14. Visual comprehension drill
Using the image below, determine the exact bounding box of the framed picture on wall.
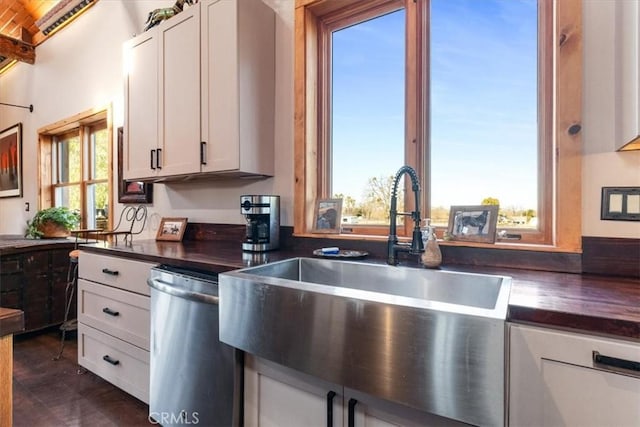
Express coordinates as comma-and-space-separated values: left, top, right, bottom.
117, 127, 153, 203
0, 123, 23, 198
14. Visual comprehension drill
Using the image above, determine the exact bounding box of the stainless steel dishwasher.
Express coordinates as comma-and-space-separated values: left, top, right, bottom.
148, 265, 242, 427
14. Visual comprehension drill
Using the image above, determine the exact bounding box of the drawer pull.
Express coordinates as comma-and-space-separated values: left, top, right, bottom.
102, 307, 120, 317
102, 268, 119, 276
102, 355, 120, 366
593, 351, 640, 378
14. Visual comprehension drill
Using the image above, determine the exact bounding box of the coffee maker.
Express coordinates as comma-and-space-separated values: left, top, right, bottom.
241, 195, 280, 252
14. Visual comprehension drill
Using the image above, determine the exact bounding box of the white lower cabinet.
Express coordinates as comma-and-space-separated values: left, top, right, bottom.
77, 251, 155, 403
509, 324, 640, 427
244, 355, 466, 427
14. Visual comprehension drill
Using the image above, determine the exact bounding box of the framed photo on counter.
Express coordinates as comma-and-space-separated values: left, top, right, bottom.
312, 198, 342, 234
156, 217, 188, 241
447, 205, 499, 243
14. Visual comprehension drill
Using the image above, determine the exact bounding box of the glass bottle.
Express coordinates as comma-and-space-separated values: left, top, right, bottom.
421, 219, 442, 268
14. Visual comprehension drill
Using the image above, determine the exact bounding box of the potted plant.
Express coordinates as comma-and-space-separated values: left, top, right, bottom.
25, 207, 80, 239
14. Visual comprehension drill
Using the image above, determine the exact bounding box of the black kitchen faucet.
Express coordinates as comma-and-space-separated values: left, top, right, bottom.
387, 165, 424, 265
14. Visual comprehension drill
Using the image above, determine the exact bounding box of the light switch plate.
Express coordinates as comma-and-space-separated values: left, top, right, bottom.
601, 187, 640, 221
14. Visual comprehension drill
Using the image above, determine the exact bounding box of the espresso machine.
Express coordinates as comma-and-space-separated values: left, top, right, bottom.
241, 195, 280, 252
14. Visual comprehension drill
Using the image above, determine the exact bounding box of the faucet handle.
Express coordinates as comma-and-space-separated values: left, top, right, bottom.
411, 228, 424, 254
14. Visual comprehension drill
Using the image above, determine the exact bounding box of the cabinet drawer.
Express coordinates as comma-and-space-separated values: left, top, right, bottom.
511, 324, 640, 370
79, 251, 155, 295
78, 323, 149, 404
509, 324, 640, 426
78, 279, 150, 350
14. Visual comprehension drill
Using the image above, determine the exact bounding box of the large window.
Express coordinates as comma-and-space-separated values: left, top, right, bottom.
296, 0, 581, 250
39, 108, 112, 232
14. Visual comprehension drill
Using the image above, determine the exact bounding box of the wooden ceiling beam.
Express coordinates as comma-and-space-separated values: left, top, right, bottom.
0, 32, 35, 64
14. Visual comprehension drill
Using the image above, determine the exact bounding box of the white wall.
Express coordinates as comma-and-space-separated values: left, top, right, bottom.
0, 0, 294, 237
1, 0, 638, 240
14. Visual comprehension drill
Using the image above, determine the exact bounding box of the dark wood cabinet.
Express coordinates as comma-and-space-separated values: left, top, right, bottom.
0, 243, 76, 333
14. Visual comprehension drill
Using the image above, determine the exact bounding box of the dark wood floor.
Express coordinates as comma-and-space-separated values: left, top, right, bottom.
12, 329, 151, 426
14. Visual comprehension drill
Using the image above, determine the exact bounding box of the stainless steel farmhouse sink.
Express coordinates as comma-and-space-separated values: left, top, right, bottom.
219, 257, 512, 426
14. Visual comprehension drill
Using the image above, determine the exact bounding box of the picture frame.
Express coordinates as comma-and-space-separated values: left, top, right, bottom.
312, 198, 343, 234
0, 123, 23, 198
447, 205, 499, 243
156, 217, 188, 241
117, 127, 153, 204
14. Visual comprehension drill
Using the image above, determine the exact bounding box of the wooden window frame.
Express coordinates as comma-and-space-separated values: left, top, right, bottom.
294, 0, 582, 252
38, 106, 113, 231
317, 0, 408, 237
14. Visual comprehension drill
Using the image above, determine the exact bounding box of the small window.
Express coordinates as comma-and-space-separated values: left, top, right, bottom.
40, 109, 112, 232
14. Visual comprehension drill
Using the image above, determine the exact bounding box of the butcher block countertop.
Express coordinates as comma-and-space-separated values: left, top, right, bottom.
0, 235, 76, 255
80, 239, 640, 341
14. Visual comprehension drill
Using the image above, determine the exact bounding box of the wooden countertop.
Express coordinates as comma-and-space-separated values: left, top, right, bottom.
0, 308, 24, 337
80, 239, 640, 341
0, 236, 76, 255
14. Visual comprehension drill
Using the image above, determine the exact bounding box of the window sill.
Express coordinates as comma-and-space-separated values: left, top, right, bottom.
292, 232, 581, 254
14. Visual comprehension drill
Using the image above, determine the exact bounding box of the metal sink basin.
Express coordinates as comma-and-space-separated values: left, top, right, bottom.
241, 257, 506, 311
219, 257, 511, 426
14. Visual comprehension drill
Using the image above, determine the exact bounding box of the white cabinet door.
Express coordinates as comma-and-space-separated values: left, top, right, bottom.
123, 31, 158, 181
200, 0, 275, 175
244, 355, 343, 427
509, 324, 640, 427
345, 388, 468, 427
201, 0, 239, 173
157, 4, 202, 176
244, 355, 466, 427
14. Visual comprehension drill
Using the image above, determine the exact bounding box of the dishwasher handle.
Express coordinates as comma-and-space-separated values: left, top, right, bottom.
148, 277, 220, 305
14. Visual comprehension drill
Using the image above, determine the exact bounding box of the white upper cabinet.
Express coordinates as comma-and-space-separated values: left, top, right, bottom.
124, 7, 201, 180
123, 31, 158, 180
616, 0, 640, 151
123, 0, 275, 181
158, 5, 201, 177
201, 0, 275, 175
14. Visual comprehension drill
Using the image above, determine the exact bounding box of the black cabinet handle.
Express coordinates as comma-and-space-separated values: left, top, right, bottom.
102, 307, 120, 317
200, 141, 207, 165
326, 391, 336, 427
593, 351, 640, 377
102, 355, 120, 366
348, 398, 357, 427
150, 149, 156, 169
156, 148, 162, 169
102, 268, 119, 276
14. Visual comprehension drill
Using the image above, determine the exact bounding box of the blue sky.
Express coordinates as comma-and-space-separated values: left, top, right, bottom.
331, 0, 538, 210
